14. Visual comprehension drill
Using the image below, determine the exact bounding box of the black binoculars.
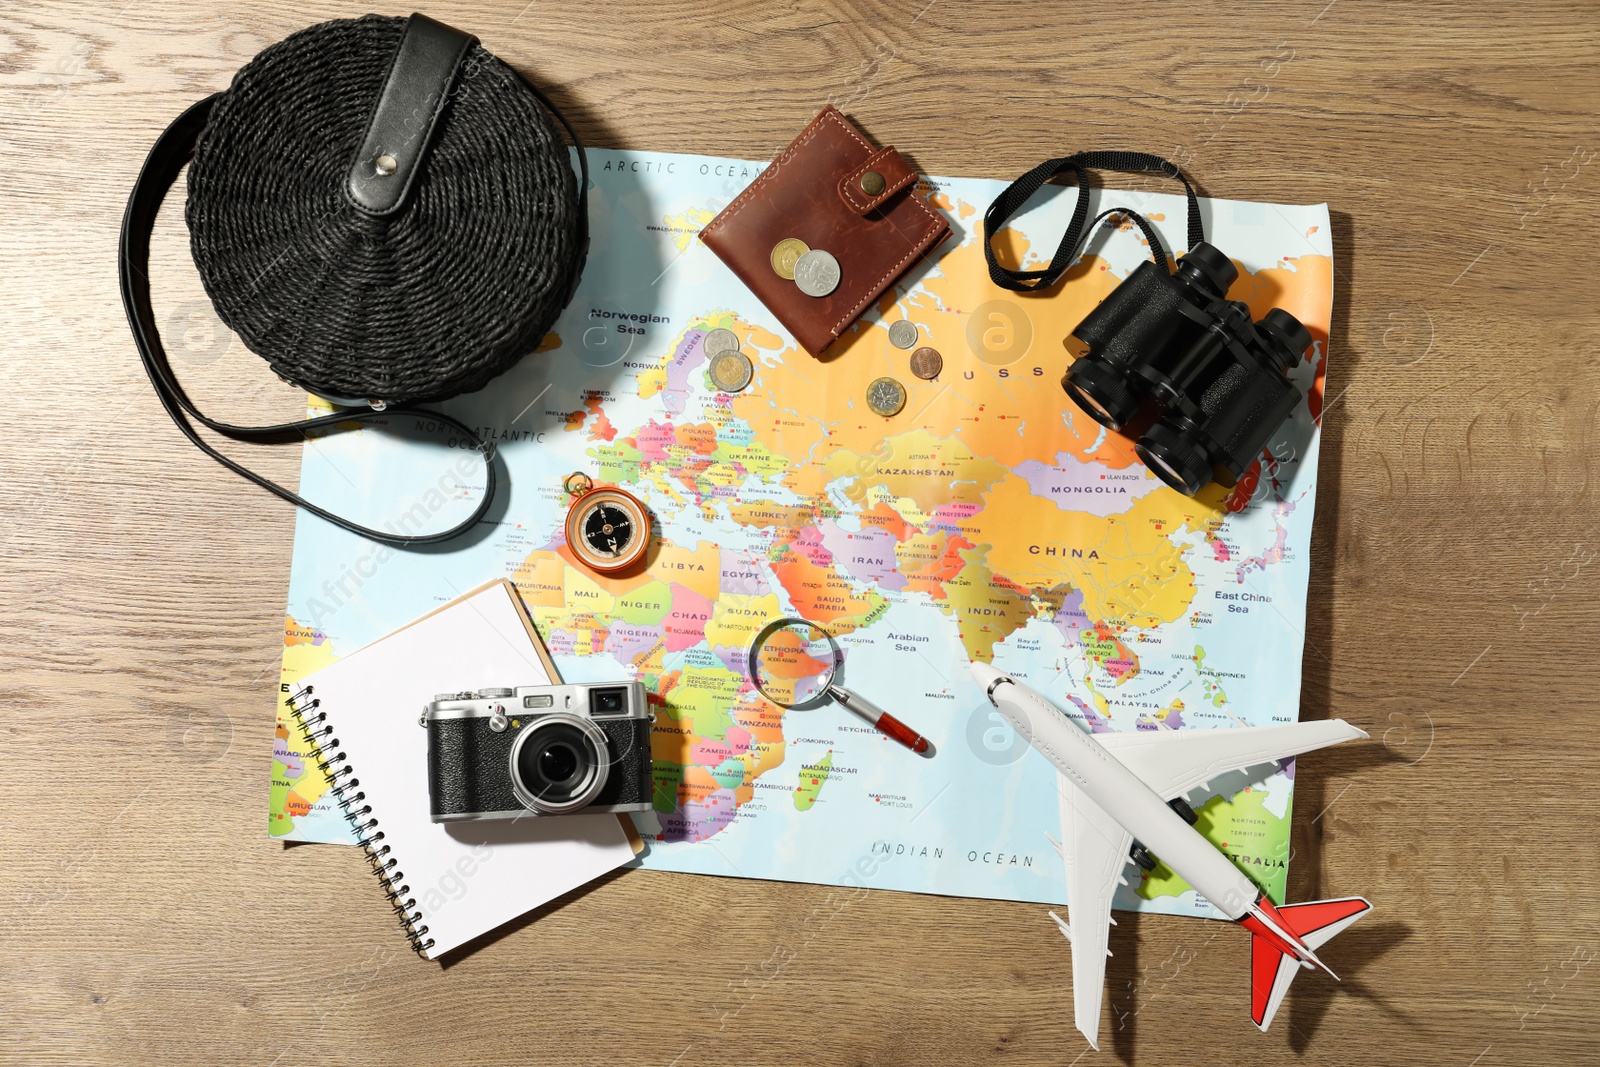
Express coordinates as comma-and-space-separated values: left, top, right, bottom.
1060, 242, 1312, 496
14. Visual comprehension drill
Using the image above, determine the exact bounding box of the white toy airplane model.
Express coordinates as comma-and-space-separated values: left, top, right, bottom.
970, 663, 1372, 1049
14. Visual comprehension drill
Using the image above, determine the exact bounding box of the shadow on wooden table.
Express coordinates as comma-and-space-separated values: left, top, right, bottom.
1288, 920, 1416, 1052
1291, 205, 1359, 900
1283, 208, 1420, 1052
435, 864, 633, 968
1102, 908, 1143, 1065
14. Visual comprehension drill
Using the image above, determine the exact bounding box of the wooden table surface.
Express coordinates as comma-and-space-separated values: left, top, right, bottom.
4, 1, 1598, 1063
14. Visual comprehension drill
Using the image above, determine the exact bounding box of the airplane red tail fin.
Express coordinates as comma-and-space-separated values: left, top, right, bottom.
1249, 896, 1372, 1030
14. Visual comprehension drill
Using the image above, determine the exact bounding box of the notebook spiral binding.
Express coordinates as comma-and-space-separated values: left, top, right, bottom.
285, 685, 435, 956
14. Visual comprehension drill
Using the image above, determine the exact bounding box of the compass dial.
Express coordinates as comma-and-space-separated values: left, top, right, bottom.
582, 502, 633, 557
565, 485, 650, 575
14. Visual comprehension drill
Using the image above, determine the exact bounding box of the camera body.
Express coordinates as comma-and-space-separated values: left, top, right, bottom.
423, 682, 653, 822
1061, 241, 1312, 496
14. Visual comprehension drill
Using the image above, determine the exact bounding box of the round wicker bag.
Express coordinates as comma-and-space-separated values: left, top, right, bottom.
120, 13, 589, 543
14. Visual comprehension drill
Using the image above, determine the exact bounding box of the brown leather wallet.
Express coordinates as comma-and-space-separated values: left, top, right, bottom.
699, 106, 951, 356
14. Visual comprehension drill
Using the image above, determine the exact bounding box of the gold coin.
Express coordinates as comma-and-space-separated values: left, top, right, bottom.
866, 376, 907, 417
770, 238, 810, 280
710, 351, 754, 392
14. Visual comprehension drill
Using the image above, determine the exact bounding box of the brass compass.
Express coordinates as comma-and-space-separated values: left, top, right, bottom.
563, 472, 650, 575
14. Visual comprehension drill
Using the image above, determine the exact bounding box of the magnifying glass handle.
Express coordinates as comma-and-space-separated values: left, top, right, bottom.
828, 686, 932, 756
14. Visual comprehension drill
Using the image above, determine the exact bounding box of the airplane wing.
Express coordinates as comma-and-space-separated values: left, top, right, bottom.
1094, 720, 1368, 801
1051, 770, 1134, 1051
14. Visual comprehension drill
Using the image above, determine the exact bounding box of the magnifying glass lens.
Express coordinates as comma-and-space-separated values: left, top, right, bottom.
751, 621, 836, 708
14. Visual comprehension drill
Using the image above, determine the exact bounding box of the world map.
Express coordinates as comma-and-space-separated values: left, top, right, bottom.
273, 147, 1333, 918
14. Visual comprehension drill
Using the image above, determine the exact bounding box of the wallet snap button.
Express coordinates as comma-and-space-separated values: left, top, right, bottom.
859, 170, 886, 197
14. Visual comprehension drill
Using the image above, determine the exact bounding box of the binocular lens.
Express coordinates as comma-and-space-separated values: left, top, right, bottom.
1062, 379, 1115, 425
1133, 422, 1214, 497
1060, 359, 1143, 430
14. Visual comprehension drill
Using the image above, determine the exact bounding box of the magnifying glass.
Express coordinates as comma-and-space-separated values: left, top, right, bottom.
749, 617, 933, 757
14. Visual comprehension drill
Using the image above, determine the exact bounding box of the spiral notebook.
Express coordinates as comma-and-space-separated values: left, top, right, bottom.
285, 579, 639, 959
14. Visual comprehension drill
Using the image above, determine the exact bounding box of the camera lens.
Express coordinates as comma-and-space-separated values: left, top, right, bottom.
539, 742, 580, 783
589, 687, 627, 716
510, 714, 611, 814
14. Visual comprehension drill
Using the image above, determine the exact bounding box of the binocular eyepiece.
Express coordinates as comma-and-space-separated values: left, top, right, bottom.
1060, 241, 1312, 496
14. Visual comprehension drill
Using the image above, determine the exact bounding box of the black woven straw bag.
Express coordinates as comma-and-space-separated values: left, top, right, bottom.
120, 12, 589, 543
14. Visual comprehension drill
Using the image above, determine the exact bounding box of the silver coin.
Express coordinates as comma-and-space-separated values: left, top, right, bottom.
703, 327, 739, 356
866, 376, 907, 417
887, 320, 918, 349
793, 249, 841, 298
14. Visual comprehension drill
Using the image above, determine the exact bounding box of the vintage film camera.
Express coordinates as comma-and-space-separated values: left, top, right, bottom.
1060, 241, 1313, 496
423, 683, 653, 822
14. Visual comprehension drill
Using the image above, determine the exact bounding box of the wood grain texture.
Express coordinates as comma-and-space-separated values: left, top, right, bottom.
3, 0, 1598, 1063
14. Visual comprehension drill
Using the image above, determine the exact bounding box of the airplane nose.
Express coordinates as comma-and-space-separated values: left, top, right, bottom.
969, 661, 1005, 694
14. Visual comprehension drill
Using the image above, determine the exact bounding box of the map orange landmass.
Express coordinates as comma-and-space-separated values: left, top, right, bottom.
966, 475, 1196, 630
769, 545, 886, 635
897, 530, 976, 599
939, 553, 1043, 662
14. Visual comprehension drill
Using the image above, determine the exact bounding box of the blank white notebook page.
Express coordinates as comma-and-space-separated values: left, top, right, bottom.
298, 581, 635, 958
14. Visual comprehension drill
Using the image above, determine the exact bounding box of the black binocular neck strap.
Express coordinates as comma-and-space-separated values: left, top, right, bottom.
983, 151, 1204, 292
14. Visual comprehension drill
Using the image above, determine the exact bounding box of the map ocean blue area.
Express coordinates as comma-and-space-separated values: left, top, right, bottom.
272, 147, 1334, 920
